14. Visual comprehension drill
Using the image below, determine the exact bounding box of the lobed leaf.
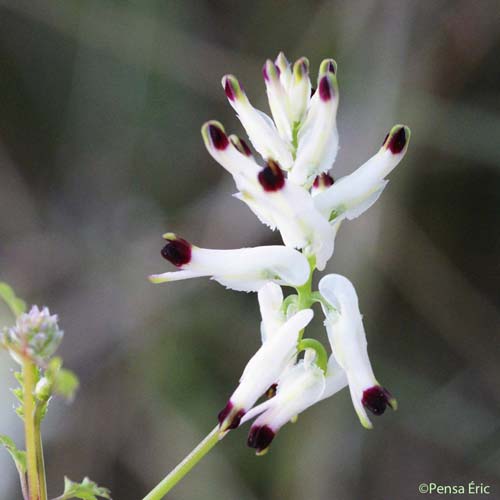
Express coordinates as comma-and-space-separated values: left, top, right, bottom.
59, 476, 111, 500
0, 434, 27, 473
0, 282, 26, 318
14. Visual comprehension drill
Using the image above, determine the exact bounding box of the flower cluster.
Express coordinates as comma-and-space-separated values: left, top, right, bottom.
2, 305, 63, 364
150, 53, 409, 454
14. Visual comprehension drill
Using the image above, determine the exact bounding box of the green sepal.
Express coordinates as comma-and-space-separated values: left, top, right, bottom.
59, 476, 111, 500
0, 282, 26, 318
0, 434, 27, 474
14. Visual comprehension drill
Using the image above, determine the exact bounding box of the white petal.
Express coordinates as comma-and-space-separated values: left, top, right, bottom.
150, 235, 311, 292
314, 125, 410, 220
201, 121, 261, 183
288, 58, 312, 125
263, 60, 292, 142
319, 274, 377, 428
251, 360, 325, 434
320, 355, 348, 401
275, 52, 293, 92
222, 75, 293, 169
258, 283, 285, 343
291, 61, 339, 186
251, 179, 335, 270
232, 309, 314, 410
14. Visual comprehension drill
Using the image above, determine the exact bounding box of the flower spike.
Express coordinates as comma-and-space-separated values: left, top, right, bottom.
150, 234, 310, 292
319, 274, 396, 428
149, 54, 409, 464
314, 125, 411, 222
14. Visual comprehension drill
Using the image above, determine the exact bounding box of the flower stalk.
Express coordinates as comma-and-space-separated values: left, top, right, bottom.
142, 426, 221, 500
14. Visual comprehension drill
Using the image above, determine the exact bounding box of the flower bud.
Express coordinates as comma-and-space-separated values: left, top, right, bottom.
4, 306, 63, 363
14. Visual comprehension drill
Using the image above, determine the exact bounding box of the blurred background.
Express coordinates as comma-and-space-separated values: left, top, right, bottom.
0, 1, 499, 499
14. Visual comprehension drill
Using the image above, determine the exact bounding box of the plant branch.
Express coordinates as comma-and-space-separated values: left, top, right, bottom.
23, 358, 40, 500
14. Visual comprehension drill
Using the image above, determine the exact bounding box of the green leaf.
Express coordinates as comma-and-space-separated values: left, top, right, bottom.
0, 282, 26, 317
54, 369, 79, 401
60, 476, 111, 500
0, 434, 27, 473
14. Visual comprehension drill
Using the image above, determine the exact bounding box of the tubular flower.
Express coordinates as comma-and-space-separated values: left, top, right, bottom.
313, 125, 411, 223
218, 308, 314, 432
246, 356, 326, 455
150, 52, 410, 457
319, 274, 397, 429
149, 233, 310, 292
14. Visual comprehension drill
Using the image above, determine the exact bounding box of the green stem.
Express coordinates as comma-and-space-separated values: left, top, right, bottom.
295, 255, 316, 341
142, 426, 221, 500
34, 406, 47, 500
22, 359, 40, 500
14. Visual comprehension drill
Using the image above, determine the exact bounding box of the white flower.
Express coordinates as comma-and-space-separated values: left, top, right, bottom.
149, 233, 310, 292
218, 309, 314, 431
319, 274, 397, 429
222, 74, 294, 169
262, 55, 311, 143
290, 59, 339, 187
202, 121, 334, 270
246, 356, 325, 455
258, 282, 286, 343
313, 125, 410, 222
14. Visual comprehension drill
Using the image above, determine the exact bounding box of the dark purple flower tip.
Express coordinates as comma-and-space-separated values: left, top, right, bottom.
208, 123, 229, 150
265, 383, 278, 399
218, 401, 245, 431
258, 160, 285, 192
223, 76, 236, 101
161, 236, 192, 267
313, 173, 335, 189
318, 76, 334, 102
230, 135, 252, 157
247, 425, 275, 453
262, 63, 269, 82
383, 126, 409, 154
327, 60, 336, 74
362, 386, 395, 416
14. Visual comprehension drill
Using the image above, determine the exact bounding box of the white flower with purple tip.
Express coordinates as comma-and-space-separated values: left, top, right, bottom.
319, 274, 397, 429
